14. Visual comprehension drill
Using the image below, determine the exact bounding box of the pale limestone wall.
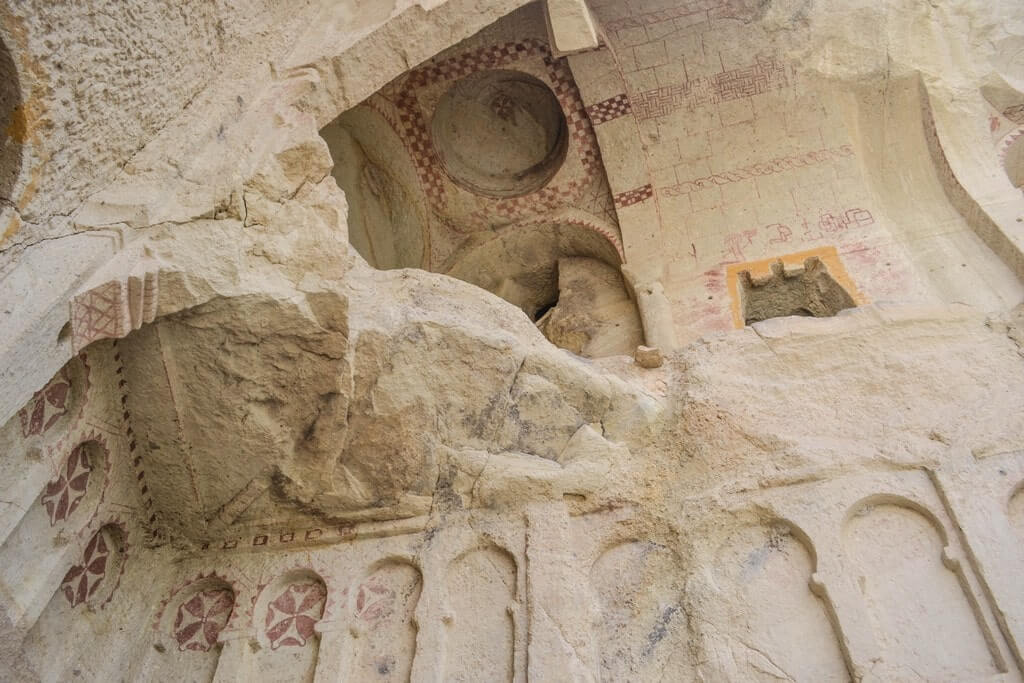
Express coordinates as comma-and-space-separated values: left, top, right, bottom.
0, 0, 534, 435
3, 306, 1024, 681
0, 0, 320, 247
562, 0, 1024, 342
0, 0, 1024, 681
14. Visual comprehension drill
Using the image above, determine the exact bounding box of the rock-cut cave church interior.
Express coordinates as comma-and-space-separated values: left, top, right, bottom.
2, 0, 1024, 680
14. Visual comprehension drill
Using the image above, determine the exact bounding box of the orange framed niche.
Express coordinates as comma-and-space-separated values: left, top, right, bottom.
725, 246, 868, 329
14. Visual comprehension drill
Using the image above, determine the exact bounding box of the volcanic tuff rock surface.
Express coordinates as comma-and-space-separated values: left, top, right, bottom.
1, 0, 1024, 680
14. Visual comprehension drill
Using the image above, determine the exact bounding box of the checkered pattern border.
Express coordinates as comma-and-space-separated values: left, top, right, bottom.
613, 184, 653, 209
369, 39, 604, 220
586, 94, 633, 125
405, 41, 544, 89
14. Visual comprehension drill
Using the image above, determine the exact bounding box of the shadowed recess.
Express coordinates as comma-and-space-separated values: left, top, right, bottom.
0, 35, 23, 204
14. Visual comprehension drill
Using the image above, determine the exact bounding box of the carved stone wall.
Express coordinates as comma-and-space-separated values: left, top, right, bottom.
1, 0, 1024, 681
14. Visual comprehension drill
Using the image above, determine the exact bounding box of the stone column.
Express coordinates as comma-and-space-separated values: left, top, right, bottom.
211, 628, 254, 682
932, 452, 1024, 669
811, 559, 882, 680
627, 273, 678, 351
410, 561, 446, 683
525, 501, 598, 682
313, 618, 351, 682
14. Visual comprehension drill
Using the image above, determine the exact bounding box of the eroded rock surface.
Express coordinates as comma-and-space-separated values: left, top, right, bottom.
2, 0, 1024, 680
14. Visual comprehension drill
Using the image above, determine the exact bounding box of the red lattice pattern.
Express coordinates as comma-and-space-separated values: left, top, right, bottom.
631, 56, 789, 121
71, 281, 126, 351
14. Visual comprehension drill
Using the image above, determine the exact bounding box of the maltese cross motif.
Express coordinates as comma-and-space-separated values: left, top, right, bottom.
355, 577, 395, 624
41, 444, 92, 526
265, 581, 326, 649
489, 93, 518, 123
173, 588, 234, 651
18, 370, 70, 438
60, 530, 110, 607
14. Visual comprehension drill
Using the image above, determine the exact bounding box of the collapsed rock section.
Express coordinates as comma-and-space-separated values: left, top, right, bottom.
318, 5, 641, 359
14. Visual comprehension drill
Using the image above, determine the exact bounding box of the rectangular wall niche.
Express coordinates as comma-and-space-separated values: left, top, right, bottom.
726, 247, 865, 327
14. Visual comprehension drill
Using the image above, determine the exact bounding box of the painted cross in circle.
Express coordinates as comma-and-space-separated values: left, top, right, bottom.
19, 370, 70, 438
355, 577, 395, 624
264, 581, 326, 649
41, 444, 92, 526
60, 530, 110, 608
173, 588, 234, 652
